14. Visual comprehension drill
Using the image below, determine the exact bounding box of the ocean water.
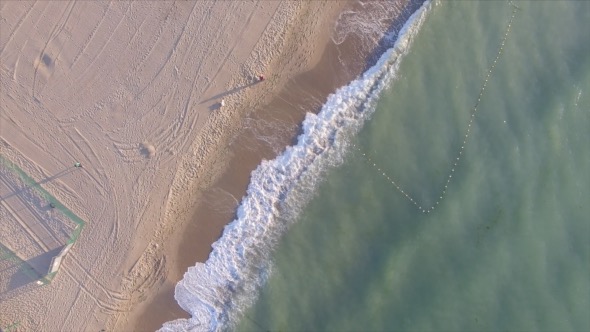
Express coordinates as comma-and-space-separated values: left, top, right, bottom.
233, 1, 590, 332
161, 1, 590, 331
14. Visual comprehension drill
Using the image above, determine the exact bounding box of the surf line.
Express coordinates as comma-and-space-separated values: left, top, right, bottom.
357, 1, 520, 214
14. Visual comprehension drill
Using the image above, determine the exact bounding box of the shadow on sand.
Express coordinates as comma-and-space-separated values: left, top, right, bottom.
0, 246, 64, 301
200, 80, 261, 106
0, 167, 76, 202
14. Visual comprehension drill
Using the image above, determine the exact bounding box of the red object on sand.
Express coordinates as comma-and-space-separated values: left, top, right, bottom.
259, 75, 264, 81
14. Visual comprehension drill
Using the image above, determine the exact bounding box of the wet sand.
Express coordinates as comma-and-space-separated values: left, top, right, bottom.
121, 2, 357, 330
0, 1, 350, 330
126, 0, 419, 330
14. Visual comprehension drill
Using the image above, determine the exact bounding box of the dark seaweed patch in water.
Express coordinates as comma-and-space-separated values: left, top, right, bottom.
476, 206, 504, 247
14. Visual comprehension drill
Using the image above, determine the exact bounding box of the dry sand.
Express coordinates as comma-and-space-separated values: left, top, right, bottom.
0, 1, 361, 331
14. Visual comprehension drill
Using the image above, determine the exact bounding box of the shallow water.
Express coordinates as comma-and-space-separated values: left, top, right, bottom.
236, 1, 590, 331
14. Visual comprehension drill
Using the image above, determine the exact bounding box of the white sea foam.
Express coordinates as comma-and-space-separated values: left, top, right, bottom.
159, 2, 431, 331
333, 0, 407, 50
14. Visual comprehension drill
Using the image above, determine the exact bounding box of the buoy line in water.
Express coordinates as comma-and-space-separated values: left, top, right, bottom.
357, 1, 520, 214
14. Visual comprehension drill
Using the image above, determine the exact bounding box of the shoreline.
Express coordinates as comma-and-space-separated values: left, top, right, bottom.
0, 1, 328, 330
0, 1, 418, 330
120, 2, 357, 330
125, 0, 416, 330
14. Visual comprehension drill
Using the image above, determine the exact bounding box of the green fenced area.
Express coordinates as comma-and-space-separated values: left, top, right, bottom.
0, 155, 85, 295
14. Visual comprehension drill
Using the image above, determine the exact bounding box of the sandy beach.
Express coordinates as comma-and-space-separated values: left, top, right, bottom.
4, 1, 586, 331
0, 1, 410, 331
0, 1, 345, 330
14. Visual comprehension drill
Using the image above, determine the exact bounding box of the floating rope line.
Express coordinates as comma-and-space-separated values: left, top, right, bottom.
356, 1, 520, 214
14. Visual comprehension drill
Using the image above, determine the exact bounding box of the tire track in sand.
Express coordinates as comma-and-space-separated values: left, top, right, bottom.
32, 1, 77, 97
73, 1, 132, 89
199, 1, 260, 100
69, 1, 112, 69
0, 1, 36, 55
148, 1, 215, 145
134, 1, 200, 99
162, 0, 244, 152
147, 1, 218, 151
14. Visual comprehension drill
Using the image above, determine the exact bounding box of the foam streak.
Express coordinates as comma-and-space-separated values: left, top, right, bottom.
159, 2, 431, 331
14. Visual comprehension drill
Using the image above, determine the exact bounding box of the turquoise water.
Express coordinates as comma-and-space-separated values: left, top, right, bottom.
236, 1, 589, 331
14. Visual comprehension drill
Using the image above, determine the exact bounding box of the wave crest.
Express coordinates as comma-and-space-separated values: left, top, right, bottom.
159, 2, 431, 331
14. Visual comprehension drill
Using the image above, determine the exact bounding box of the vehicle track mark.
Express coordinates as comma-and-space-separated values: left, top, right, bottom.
32, 1, 77, 97
70, 1, 112, 68
74, 1, 131, 87
0, 1, 36, 55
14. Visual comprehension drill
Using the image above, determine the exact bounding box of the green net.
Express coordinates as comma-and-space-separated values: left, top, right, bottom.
0, 155, 85, 283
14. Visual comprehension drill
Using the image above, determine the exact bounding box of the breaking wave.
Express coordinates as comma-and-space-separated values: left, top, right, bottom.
159, 2, 431, 331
